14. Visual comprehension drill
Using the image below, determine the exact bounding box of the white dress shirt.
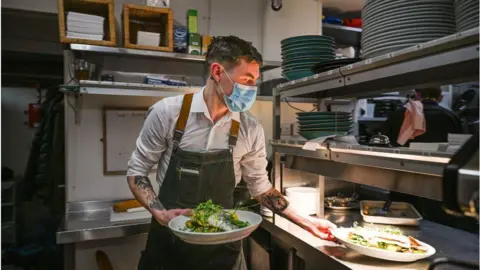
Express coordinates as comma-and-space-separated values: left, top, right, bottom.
127, 88, 272, 197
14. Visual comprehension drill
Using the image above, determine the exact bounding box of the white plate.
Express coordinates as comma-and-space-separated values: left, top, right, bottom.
331, 228, 436, 262
168, 210, 262, 245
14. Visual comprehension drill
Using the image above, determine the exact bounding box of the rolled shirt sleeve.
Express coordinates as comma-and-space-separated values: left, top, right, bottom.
127, 101, 168, 176
240, 125, 273, 197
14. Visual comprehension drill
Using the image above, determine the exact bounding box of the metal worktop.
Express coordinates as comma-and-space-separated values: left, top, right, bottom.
262, 211, 479, 270
57, 201, 478, 270
56, 200, 151, 244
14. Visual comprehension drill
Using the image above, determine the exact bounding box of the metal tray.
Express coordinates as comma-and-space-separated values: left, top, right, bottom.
360, 200, 423, 226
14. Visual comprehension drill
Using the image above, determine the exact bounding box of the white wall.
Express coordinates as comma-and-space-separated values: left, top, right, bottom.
262, 0, 323, 61
65, 95, 314, 202
2, 0, 263, 52
1, 87, 39, 176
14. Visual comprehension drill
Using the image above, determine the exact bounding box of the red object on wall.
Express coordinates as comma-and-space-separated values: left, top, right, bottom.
28, 103, 42, 128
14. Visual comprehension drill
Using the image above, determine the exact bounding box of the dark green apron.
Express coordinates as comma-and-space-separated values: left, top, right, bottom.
138, 94, 244, 270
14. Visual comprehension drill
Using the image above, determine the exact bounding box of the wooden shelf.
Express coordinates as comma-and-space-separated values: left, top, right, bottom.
122, 4, 173, 52
58, 0, 116, 47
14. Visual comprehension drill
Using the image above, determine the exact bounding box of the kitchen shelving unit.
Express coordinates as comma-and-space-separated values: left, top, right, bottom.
270, 27, 479, 215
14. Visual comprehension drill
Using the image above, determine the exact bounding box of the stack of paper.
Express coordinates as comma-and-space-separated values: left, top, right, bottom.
66, 12, 105, 41
137, 31, 161, 46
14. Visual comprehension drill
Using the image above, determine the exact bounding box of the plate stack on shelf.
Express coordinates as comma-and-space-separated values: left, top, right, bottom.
66, 12, 105, 41
281, 35, 335, 81
361, 0, 456, 59
454, 0, 479, 32
296, 111, 353, 140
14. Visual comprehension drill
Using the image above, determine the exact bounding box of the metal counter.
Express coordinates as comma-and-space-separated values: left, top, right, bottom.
57, 201, 479, 270
262, 211, 479, 270
57, 200, 151, 244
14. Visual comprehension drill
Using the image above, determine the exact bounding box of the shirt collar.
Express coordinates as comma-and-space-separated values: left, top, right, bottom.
190, 87, 240, 122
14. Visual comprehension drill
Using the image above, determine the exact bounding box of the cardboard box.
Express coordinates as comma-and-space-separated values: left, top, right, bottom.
188, 33, 201, 55
202, 35, 212, 55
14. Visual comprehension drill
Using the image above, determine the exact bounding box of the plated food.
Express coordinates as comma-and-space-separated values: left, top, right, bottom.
347, 224, 427, 254
168, 200, 262, 245
332, 223, 436, 262
183, 200, 250, 232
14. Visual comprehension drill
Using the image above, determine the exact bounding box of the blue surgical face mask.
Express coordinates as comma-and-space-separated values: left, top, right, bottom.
217, 67, 257, 112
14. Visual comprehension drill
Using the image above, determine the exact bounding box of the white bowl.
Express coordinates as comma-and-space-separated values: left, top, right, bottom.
286, 187, 318, 215
168, 210, 262, 245
331, 228, 436, 262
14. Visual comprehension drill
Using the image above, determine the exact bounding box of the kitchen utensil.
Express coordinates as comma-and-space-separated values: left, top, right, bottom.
311, 58, 361, 74
282, 70, 314, 81
299, 131, 348, 140
281, 35, 334, 45
299, 126, 352, 132
325, 193, 360, 210
73, 59, 96, 80
360, 200, 423, 225
455, 0, 479, 31
168, 210, 262, 245
332, 228, 435, 262
361, 0, 455, 59
377, 199, 392, 216
368, 133, 391, 147
286, 187, 318, 215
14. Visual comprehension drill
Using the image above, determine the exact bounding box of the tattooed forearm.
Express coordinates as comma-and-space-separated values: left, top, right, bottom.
134, 176, 153, 190
256, 188, 289, 213
128, 175, 164, 211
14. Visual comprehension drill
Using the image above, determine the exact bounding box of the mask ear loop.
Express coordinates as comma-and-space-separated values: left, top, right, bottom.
215, 64, 236, 96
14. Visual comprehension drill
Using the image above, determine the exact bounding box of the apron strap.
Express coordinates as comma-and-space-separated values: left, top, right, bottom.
228, 119, 240, 151
173, 93, 194, 151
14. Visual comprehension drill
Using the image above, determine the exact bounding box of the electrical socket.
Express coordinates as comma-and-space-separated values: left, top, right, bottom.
280, 123, 292, 136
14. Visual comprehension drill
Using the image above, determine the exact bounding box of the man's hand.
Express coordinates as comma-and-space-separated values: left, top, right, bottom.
256, 188, 337, 241
151, 208, 192, 226
293, 215, 337, 241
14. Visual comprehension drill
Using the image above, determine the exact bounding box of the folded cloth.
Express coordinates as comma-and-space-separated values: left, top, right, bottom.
397, 100, 426, 145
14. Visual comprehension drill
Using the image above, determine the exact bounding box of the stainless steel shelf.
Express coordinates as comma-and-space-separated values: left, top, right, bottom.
275, 28, 479, 99
271, 139, 452, 200
322, 23, 362, 47
70, 44, 206, 62
63, 80, 202, 97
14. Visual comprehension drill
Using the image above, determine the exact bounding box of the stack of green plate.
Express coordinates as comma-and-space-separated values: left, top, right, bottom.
281, 35, 336, 81
296, 111, 353, 140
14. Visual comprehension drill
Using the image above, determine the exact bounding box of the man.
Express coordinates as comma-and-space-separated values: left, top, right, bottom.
382, 87, 463, 228
382, 87, 463, 146
127, 36, 336, 270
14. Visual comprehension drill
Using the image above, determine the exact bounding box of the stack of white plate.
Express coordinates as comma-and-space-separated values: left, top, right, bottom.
455, 0, 479, 32
286, 187, 318, 215
361, 0, 456, 59
137, 31, 161, 46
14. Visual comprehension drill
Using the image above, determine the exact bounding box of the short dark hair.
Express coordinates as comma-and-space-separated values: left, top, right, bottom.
205, 36, 263, 72
416, 87, 442, 100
